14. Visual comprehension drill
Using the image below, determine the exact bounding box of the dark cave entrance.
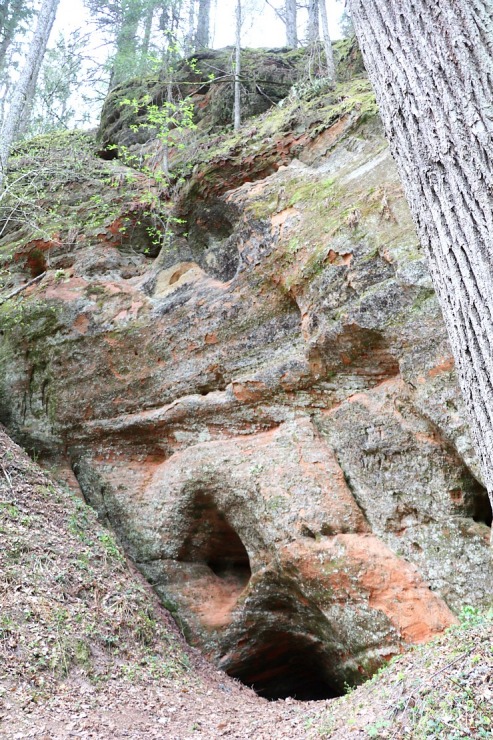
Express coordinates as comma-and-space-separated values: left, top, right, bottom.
225, 630, 343, 702
471, 486, 492, 528
178, 492, 251, 589
176, 492, 345, 702
452, 476, 493, 528
27, 248, 47, 278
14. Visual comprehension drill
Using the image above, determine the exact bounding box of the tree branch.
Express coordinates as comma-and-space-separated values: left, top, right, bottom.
0, 272, 46, 306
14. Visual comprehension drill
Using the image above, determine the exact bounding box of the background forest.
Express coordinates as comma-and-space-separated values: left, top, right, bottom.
0, 0, 346, 144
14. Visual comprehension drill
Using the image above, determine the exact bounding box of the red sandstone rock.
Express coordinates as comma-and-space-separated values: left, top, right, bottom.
0, 78, 489, 696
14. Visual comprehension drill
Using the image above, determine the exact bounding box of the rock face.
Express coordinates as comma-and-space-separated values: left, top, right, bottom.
0, 65, 491, 698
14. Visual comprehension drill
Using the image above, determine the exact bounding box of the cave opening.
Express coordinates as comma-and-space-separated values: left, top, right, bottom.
177, 491, 251, 589
27, 249, 47, 278
97, 147, 118, 160
225, 630, 343, 701
451, 475, 492, 528
186, 200, 239, 281
472, 485, 492, 528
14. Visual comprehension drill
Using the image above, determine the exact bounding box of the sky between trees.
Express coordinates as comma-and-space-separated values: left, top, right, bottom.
53, 0, 344, 49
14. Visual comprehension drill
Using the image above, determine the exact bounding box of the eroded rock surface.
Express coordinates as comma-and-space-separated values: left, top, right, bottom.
0, 68, 490, 697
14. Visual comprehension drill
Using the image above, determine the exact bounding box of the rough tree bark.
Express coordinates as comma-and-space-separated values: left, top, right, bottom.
195, 0, 211, 49
0, 0, 59, 190
349, 0, 493, 503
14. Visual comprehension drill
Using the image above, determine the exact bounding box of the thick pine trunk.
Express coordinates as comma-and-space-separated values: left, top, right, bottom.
349, 0, 493, 502
0, 0, 59, 189
285, 0, 297, 47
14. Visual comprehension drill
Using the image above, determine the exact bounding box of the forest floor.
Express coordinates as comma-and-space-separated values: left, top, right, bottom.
0, 426, 492, 740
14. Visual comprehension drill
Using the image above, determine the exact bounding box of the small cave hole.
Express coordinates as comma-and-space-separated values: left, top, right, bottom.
27, 249, 47, 278
454, 476, 493, 528
97, 147, 118, 161
186, 200, 239, 282
225, 630, 343, 701
169, 264, 193, 285
178, 492, 251, 590
471, 486, 492, 527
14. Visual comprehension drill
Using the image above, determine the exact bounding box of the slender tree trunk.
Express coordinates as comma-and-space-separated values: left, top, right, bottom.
0, 0, 25, 70
233, 0, 241, 131
0, 77, 11, 123
110, 2, 141, 87
0, 0, 59, 190
319, 0, 335, 83
140, 4, 154, 65
162, 79, 173, 177
16, 0, 58, 139
16, 52, 44, 139
195, 0, 211, 49
349, 0, 493, 503
307, 0, 319, 44
0, 35, 13, 73
285, 0, 297, 47
184, 0, 196, 53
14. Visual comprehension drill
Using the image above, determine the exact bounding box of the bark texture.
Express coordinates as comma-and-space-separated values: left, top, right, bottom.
0, 0, 59, 189
349, 0, 493, 501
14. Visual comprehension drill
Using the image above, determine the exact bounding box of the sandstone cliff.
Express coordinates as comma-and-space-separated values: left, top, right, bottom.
0, 44, 490, 700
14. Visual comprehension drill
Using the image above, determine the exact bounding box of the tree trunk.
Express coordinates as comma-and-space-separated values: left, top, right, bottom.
161, 79, 173, 177
349, 0, 493, 502
0, 0, 26, 70
233, 0, 241, 131
17, 0, 59, 139
285, 0, 297, 47
140, 4, 155, 65
0, 0, 59, 189
110, 1, 142, 87
195, 0, 210, 49
184, 0, 196, 53
318, 0, 335, 83
307, 0, 319, 44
